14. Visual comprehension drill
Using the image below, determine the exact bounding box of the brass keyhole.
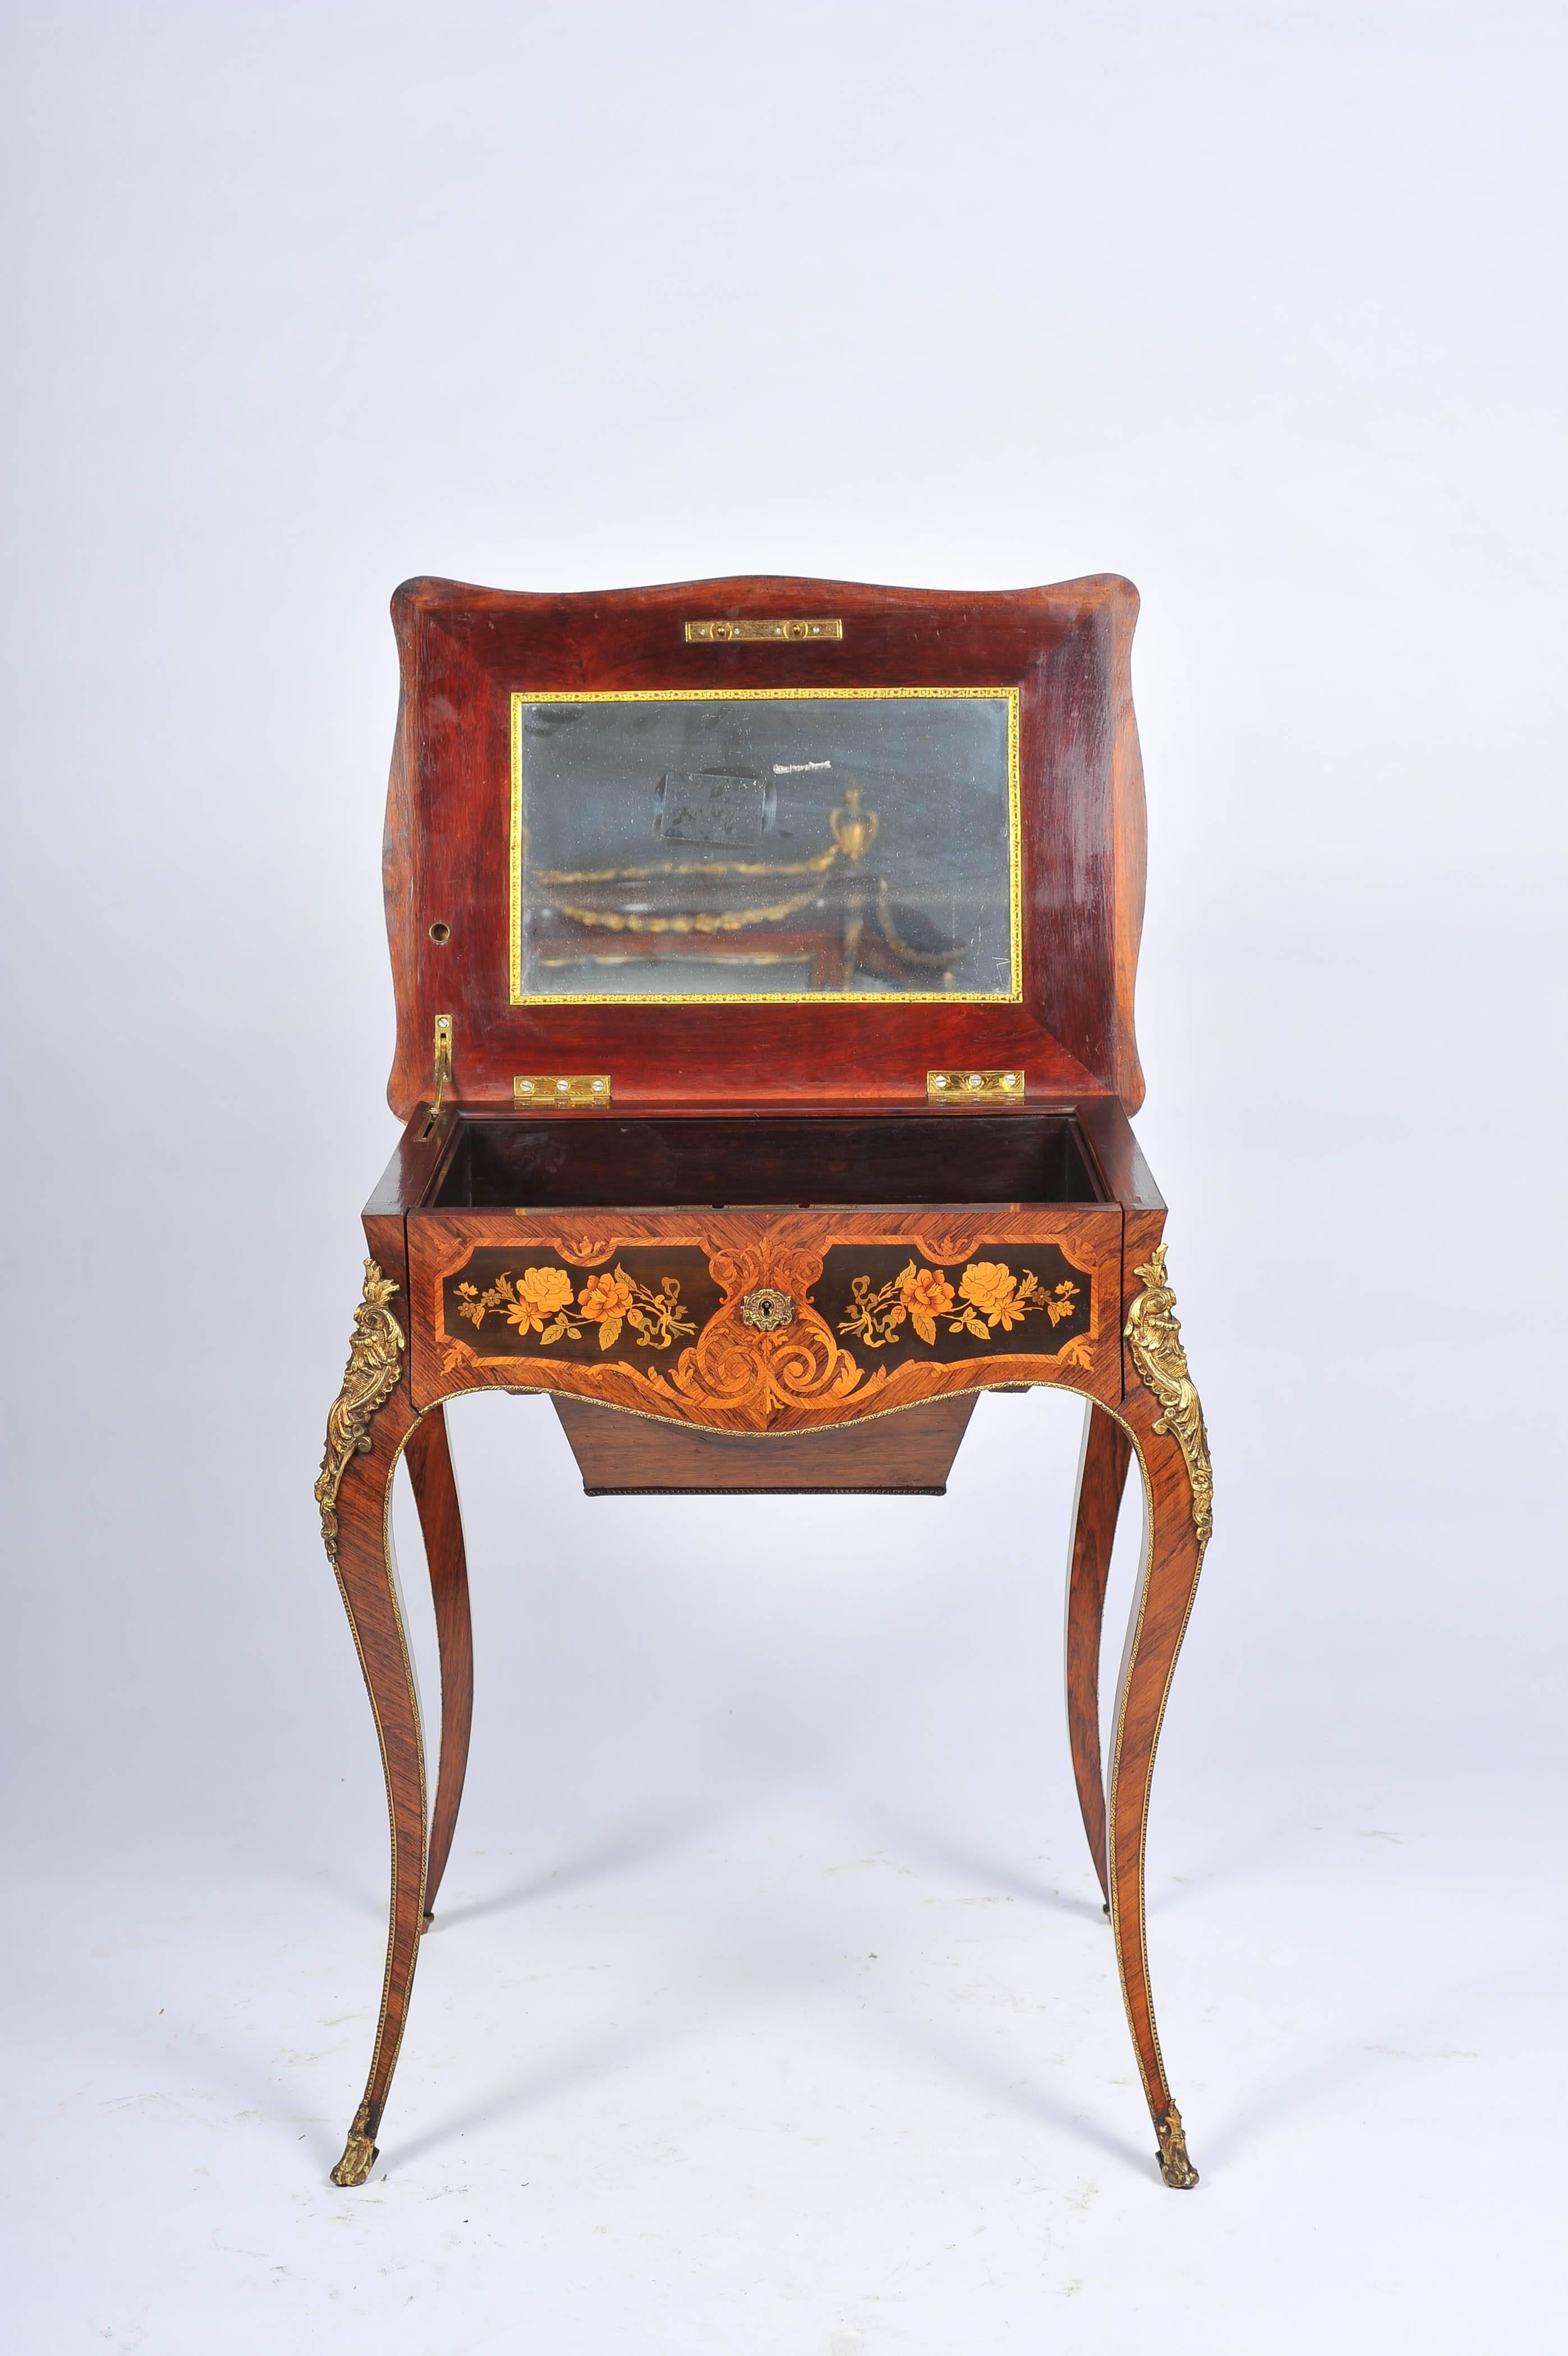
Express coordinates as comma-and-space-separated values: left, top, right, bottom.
740, 1287, 795, 1332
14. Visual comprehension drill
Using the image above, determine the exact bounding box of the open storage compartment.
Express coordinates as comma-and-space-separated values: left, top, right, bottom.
429, 1111, 1107, 1210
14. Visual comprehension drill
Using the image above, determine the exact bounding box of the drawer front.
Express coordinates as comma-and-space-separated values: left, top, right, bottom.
407, 1208, 1124, 1428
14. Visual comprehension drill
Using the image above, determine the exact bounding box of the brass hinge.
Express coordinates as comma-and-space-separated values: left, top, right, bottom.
419, 1014, 454, 1137
684, 617, 843, 643
927, 1068, 1026, 1105
514, 1074, 613, 1110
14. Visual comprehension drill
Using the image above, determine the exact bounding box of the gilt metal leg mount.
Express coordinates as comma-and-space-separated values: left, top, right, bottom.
1103, 1241, 1212, 2190
315, 1259, 427, 2190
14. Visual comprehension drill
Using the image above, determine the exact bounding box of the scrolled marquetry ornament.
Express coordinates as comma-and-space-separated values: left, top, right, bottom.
1155, 2103, 1199, 2190
1124, 1243, 1213, 1560
315, 1259, 406, 1562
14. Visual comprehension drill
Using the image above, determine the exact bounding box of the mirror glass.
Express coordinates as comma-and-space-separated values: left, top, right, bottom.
510, 689, 1019, 1004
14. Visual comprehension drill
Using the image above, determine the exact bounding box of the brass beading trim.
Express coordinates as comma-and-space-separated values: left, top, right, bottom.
1103, 1244, 1213, 2187
508, 687, 1022, 1009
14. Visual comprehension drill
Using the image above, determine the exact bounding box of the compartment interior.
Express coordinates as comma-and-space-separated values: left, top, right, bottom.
429, 1112, 1106, 1209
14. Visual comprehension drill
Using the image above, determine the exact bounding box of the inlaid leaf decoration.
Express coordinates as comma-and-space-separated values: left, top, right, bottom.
452, 1262, 696, 1353
835, 1259, 1084, 1354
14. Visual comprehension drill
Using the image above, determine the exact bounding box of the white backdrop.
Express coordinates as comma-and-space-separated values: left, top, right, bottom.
3, 4, 1565, 2350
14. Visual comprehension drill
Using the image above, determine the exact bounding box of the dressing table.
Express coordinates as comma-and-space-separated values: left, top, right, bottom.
315, 573, 1212, 2192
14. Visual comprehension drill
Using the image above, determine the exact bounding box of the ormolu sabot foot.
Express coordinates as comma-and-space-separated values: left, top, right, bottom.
329, 2101, 379, 2188
1155, 2104, 1199, 2190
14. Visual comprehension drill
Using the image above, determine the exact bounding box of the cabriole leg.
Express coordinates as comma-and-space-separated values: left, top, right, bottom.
315, 1260, 427, 2189
405, 1405, 472, 1926
1106, 1244, 1213, 2190
1064, 1402, 1133, 1907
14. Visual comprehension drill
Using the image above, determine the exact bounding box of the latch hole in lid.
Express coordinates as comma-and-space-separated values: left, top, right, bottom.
429, 921, 450, 944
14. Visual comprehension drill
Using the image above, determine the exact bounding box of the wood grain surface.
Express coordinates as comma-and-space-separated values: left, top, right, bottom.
1105, 1378, 1209, 2187
1063, 1404, 1133, 1903
403, 1406, 472, 1924
553, 1391, 979, 1492
381, 573, 1147, 1117
323, 1373, 426, 2188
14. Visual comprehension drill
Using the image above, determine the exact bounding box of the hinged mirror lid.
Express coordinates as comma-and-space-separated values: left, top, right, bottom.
383, 573, 1147, 1120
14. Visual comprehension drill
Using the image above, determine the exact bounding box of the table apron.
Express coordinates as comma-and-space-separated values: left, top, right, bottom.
404, 1207, 1125, 1427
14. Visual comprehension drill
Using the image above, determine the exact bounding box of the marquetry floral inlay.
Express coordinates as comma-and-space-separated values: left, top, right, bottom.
453, 1264, 697, 1351
838, 1258, 1082, 1349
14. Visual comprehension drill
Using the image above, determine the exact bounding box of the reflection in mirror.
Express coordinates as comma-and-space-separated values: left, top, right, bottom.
510, 689, 1019, 1004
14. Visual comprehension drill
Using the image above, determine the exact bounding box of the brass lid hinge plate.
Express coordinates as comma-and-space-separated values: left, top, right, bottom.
514, 1074, 613, 1110
927, 1068, 1026, 1106
419, 1014, 454, 1137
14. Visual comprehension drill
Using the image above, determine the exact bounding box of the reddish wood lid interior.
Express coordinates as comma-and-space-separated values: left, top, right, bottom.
383, 573, 1147, 1120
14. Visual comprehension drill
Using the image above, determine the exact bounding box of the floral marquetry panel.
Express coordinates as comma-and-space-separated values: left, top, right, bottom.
411, 1208, 1123, 1427
819, 1243, 1093, 1370
440, 1247, 723, 1369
